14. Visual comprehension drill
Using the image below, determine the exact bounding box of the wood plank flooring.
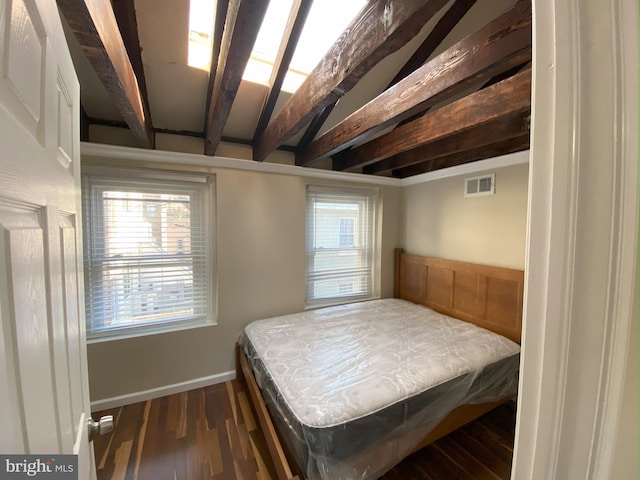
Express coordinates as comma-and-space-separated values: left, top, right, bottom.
92, 380, 516, 480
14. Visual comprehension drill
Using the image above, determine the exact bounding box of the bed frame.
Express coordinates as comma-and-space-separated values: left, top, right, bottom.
236, 248, 524, 480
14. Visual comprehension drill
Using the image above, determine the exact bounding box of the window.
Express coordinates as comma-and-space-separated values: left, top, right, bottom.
82, 169, 214, 340
306, 185, 378, 307
187, 0, 215, 70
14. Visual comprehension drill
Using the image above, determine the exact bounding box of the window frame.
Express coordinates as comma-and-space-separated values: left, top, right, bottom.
305, 185, 379, 308
81, 167, 216, 342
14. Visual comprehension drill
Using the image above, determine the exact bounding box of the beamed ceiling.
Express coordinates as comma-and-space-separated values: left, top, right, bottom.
58, 0, 532, 178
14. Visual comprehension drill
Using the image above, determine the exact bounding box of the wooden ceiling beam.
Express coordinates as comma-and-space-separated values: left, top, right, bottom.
381, 0, 477, 130
334, 67, 532, 171
111, 0, 153, 134
58, 0, 154, 148
296, 103, 336, 149
252, 0, 450, 162
387, 0, 477, 88
393, 60, 529, 129
252, 0, 314, 141
205, 0, 229, 116
204, 0, 269, 156
296, 0, 476, 151
298, 1, 531, 167
391, 7, 529, 132
392, 134, 530, 178
363, 112, 530, 174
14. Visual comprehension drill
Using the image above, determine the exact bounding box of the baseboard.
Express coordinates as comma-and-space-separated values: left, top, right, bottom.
90, 370, 236, 412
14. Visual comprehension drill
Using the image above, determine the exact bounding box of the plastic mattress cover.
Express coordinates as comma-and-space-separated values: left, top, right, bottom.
240, 298, 520, 480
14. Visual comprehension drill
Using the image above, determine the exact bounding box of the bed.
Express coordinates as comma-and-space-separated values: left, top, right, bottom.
237, 249, 524, 480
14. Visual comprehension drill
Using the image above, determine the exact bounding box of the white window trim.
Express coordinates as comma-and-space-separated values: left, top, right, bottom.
82, 166, 217, 342
305, 184, 379, 308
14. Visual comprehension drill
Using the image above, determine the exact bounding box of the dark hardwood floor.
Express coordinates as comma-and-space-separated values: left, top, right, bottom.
92, 380, 516, 480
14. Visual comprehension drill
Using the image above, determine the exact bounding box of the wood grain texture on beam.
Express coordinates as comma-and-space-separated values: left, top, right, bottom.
296, 103, 336, 149
299, 1, 531, 167
253, 0, 314, 141
392, 10, 528, 132
205, 0, 269, 156
111, 0, 153, 133
253, 0, 450, 162
336, 67, 531, 170
387, 0, 477, 88
205, 0, 236, 142
297, 0, 477, 152
380, 0, 478, 133
205, 0, 229, 117
392, 133, 530, 178
362, 112, 529, 174
58, 0, 154, 148
302, 0, 465, 152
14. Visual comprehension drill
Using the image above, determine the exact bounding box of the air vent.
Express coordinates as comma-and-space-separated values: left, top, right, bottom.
465, 173, 495, 197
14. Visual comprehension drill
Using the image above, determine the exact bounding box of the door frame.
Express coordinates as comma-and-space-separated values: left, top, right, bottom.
513, 0, 638, 478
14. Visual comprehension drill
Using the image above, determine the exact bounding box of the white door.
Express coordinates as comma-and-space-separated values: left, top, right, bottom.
0, 0, 95, 478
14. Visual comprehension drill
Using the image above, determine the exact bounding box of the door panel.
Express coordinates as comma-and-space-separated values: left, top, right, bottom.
56, 74, 74, 168
1, 208, 58, 453
2, 0, 46, 142
0, 0, 93, 476
45, 207, 75, 452
61, 216, 85, 437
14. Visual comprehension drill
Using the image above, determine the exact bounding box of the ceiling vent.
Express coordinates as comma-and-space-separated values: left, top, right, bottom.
465, 173, 495, 197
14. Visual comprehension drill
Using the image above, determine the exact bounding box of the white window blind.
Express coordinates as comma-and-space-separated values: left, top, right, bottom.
82, 172, 213, 339
306, 185, 378, 307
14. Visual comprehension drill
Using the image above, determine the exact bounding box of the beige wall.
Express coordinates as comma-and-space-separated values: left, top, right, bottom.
612, 291, 639, 478
88, 126, 300, 165
84, 132, 526, 403
402, 163, 529, 269
84, 154, 402, 402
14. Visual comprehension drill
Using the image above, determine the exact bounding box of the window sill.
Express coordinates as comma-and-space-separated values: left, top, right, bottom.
86, 318, 217, 344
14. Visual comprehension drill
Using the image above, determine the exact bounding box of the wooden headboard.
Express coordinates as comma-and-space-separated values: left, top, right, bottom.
394, 249, 524, 343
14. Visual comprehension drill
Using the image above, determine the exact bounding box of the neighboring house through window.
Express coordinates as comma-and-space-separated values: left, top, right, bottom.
82, 168, 215, 339
306, 185, 379, 307
339, 217, 355, 247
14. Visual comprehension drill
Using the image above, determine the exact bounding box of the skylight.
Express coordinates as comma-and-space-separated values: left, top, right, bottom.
187, 0, 368, 91
188, 0, 215, 70
243, 0, 295, 84
244, 0, 368, 93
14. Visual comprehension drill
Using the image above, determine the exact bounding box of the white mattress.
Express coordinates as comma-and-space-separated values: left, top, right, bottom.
243, 298, 520, 429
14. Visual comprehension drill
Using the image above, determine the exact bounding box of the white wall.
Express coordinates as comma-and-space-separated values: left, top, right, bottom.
402, 163, 529, 269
